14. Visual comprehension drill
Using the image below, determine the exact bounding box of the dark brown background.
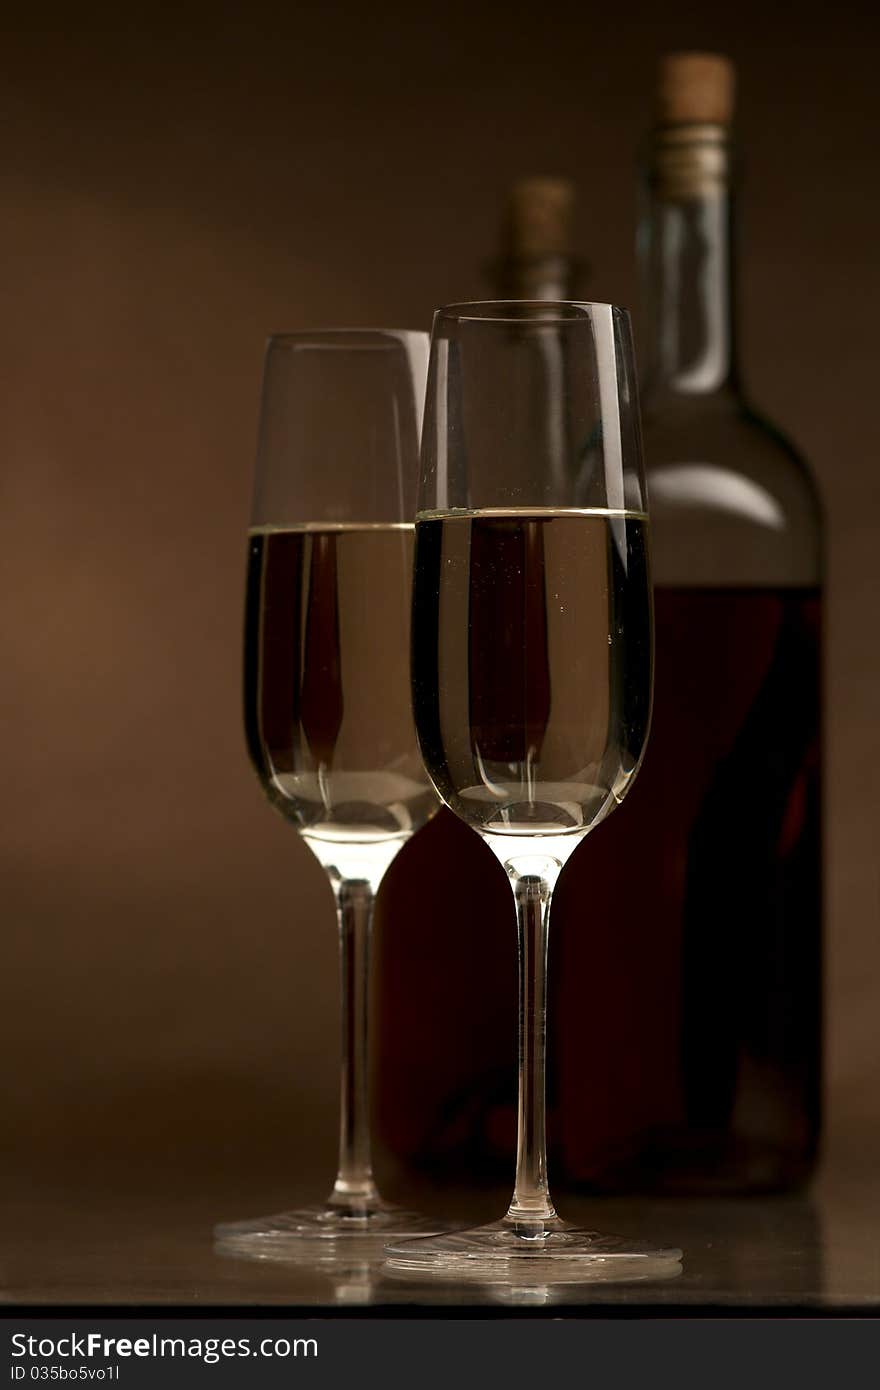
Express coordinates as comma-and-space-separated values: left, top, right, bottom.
2, 0, 877, 1204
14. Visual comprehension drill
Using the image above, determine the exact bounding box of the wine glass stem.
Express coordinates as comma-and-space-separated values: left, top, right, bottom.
329, 876, 380, 1212
507, 868, 557, 1230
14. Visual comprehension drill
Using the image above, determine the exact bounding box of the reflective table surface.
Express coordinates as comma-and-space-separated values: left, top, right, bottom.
3, 1149, 879, 1313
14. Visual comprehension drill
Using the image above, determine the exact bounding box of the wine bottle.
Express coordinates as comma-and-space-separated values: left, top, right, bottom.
551, 53, 823, 1192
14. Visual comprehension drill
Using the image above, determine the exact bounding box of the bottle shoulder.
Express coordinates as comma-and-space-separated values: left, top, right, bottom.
641, 393, 823, 587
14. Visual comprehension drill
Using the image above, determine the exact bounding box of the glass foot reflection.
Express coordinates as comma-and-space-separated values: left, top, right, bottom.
385, 1217, 682, 1276
215, 1237, 380, 1302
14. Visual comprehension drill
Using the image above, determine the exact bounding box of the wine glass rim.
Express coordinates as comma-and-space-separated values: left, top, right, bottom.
434, 300, 625, 324
266, 328, 428, 347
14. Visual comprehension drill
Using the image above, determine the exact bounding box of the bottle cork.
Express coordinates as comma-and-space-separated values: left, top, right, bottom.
656, 52, 735, 126
503, 177, 575, 259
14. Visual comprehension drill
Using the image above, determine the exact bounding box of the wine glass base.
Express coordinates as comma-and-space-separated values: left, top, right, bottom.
215, 1202, 442, 1259
385, 1218, 682, 1279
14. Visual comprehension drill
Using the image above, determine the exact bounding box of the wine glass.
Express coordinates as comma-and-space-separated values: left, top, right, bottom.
386, 302, 682, 1273
216, 329, 440, 1254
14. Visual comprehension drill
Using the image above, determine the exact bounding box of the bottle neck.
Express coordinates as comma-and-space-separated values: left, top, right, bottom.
489, 253, 582, 302
640, 124, 740, 402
